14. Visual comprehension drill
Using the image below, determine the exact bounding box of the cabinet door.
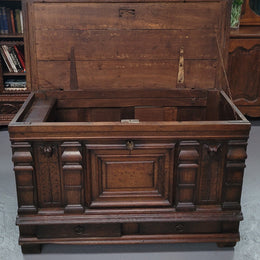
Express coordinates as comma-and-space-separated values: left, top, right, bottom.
86, 141, 175, 208
228, 40, 260, 117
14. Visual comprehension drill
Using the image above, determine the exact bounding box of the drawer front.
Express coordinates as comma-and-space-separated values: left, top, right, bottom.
86, 141, 175, 208
37, 223, 121, 239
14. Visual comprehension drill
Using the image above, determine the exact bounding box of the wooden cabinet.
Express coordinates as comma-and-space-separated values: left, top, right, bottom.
0, 0, 28, 125
9, 0, 250, 253
228, 0, 260, 117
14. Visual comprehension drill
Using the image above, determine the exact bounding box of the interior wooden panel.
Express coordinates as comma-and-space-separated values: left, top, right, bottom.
27, 2, 224, 91
37, 60, 216, 90
33, 3, 221, 30
36, 30, 218, 61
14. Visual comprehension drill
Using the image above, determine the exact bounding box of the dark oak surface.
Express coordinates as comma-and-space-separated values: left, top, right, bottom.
9, 0, 251, 253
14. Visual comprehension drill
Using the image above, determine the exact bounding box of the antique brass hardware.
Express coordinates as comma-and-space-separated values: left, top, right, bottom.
126, 140, 134, 151
73, 225, 85, 235
177, 47, 185, 88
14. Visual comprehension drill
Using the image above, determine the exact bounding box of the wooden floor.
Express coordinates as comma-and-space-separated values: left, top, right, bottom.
0, 121, 259, 260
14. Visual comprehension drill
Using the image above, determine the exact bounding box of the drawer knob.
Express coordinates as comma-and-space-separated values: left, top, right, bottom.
73, 225, 85, 235
126, 140, 134, 151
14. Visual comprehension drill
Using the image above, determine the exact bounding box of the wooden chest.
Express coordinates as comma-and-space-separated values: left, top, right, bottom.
9, 0, 251, 253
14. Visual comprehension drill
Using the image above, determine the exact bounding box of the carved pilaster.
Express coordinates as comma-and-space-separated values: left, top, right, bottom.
12, 142, 37, 214
61, 142, 84, 213
222, 140, 248, 210
198, 142, 225, 204
34, 143, 62, 207
176, 141, 199, 211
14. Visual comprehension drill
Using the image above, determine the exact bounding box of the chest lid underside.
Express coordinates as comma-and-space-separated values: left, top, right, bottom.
24, 0, 232, 92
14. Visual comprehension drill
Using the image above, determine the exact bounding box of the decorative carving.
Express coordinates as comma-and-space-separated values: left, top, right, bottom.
40, 145, 54, 157
206, 144, 221, 157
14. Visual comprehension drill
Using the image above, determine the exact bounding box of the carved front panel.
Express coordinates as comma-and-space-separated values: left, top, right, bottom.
12, 142, 37, 214
86, 142, 175, 208
34, 143, 62, 207
222, 140, 248, 210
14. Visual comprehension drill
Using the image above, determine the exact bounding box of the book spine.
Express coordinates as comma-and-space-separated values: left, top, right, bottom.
10, 10, 16, 34
15, 9, 21, 34
0, 8, 3, 35
14, 45, 25, 72
0, 46, 13, 72
2, 45, 18, 72
20, 10, 23, 34
2, 7, 8, 34
9, 46, 22, 71
6, 8, 12, 34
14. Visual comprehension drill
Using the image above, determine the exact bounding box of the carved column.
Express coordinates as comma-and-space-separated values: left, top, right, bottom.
222, 140, 248, 210
61, 142, 84, 213
176, 141, 199, 211
12, 142, 37, 214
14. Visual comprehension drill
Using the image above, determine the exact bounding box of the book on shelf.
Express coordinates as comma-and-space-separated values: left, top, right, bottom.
0, 44, 25, 73
4, 78, 26, 91
0, 7, 23, 35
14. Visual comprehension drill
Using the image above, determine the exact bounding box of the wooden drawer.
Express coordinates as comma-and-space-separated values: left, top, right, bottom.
37, 223, 121, 239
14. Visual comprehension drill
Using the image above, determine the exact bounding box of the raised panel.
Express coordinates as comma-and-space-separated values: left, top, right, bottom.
86, 142, 174, 208
105, 161, 154, 189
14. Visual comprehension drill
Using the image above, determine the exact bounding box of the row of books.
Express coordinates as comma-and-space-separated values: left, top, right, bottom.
0, 7, 23, 35
0, 44, 25, 73
4, 78, 26, 91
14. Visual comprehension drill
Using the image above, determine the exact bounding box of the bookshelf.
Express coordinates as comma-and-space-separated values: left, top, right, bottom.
0, 0, 28, 125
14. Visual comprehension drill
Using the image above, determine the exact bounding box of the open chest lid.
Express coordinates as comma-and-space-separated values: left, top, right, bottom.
23, 0, 232, 92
